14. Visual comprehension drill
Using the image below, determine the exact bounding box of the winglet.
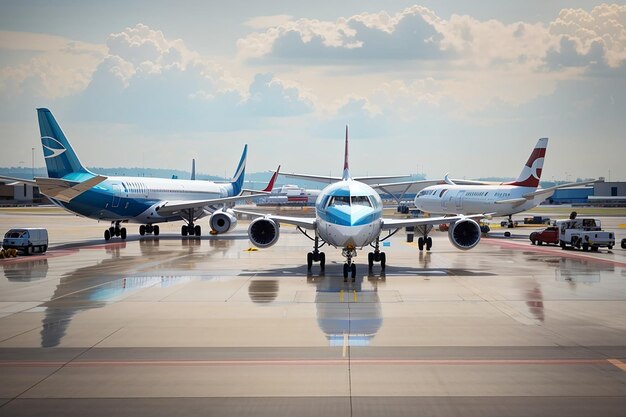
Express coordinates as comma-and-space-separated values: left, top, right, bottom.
444, 173, 456, 186
263, 165, 280, 192
191, 158, 196, 180
342, 125, 350, 181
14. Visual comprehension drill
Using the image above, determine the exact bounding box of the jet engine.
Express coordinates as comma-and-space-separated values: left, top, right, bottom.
447, 218, 481, 250
209, 209, 238, 234
248, 218, 280, 248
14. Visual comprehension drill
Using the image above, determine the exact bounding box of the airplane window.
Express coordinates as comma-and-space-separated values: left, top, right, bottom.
351, 195, 372, 207
329, 196, 350, 206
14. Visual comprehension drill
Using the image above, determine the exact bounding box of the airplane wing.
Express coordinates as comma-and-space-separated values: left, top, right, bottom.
35, 175, 108, 203
275, 170, 410, 185
156, 193, 269, 216
0, 175, 37, 186
381, 214, 486, 230
234, 209, 316, 229
494, 197, 528, 206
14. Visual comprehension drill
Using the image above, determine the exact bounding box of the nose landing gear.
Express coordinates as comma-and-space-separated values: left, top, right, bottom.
342, 247, 357, 282
139, 224, 160, 236
104, 221, 127, 241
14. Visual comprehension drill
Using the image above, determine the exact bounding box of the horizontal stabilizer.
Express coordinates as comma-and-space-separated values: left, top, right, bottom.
35, 175, 107, 203
0, 175, 37, 186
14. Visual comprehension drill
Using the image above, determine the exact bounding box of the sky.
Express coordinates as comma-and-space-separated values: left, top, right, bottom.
1, 1, 625, 181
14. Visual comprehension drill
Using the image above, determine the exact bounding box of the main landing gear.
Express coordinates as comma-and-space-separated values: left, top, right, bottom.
307, 235, 326, 272
416, 224, 433, 251
104, 221, 126, 241
368, 237, 386, 271
181, 209, 201, 237
139, 224, 160, 236
500, 215, 519, 229
342, 247, 357, 282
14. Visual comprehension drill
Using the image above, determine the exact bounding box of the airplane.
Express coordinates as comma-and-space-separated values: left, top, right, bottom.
237, 126, 486, 282
411, 138, 596, 250
0, 108, 278, 241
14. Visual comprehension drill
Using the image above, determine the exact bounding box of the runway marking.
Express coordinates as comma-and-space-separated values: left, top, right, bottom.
481, 238, 626, 268
343, 334, 348, 357
608, 359, 626, 371
0, 358, 615, 367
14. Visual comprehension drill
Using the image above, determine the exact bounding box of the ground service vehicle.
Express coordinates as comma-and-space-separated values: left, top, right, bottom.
3, 228, 49, 255
524, 216, 550, 224
529, 226, 559, 245
556, 218, 614, 251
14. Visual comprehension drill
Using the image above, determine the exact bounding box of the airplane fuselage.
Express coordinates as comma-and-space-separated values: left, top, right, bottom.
50, 172, 233, 223
414, 184, 549, 217
314, 180, 383, 249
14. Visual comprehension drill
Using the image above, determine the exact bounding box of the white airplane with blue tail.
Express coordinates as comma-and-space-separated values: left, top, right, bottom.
1, 108, 277, 240
238, 126, 486, 281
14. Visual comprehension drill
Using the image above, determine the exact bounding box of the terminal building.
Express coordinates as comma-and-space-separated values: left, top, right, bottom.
548, 181, 626, 206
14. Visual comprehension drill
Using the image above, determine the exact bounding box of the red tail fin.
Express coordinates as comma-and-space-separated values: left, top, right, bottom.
263, 165, 280, 192
506, 138, 548, 188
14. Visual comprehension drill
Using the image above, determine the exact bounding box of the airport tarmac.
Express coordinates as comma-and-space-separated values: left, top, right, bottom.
0, 207, 626, 416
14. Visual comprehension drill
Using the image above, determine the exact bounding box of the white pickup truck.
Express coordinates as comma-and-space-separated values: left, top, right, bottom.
556, 218, 615, 252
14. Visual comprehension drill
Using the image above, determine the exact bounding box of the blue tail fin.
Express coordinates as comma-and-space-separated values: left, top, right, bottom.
230, 144, 247, 195
38, 108, 90, 178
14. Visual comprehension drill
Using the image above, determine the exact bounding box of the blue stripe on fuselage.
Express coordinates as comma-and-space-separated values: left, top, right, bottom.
318, 206, 379, 227
59, 185, 156, 220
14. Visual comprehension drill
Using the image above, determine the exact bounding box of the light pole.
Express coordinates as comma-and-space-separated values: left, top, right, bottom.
31, 147, 35, 179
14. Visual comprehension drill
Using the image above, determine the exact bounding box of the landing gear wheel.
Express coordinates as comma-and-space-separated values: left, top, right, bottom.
418, 237, 424, 251
537, 241, 543, 246
307, 252, 313, 270
194, 225, 201, 236
109, 227, 115, 236
343, 263, 349, 281
368, 252, 374, 270
351, 263, 356, 282
153, 225, 159, 236
319, 252, 325, 271
181, 225, 188, 236
426, 237, 432, 251
120, 228, 127, 240
139, 225, 146, 236
380, 252, 386, 270
115, 228, 121, 237
104, 229, 111, 241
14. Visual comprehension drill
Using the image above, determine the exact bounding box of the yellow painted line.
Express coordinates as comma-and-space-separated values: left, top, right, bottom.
353, 290, 357, 302
608, 359, 626, 371
339, 290, 343, 302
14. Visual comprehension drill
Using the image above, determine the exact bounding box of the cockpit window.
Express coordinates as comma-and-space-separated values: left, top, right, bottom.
351, 196, 372, 207
439, 189, 448, 198
329, 196, 350, 207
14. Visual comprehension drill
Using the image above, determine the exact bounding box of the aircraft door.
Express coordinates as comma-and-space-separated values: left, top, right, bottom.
112, 184, 122, 208
455, 191, 465, 211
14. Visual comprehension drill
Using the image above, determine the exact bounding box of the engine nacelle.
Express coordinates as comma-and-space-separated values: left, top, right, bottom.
447, 218, 481, 250
209, 210, 238, 234
248, 217, 280, 248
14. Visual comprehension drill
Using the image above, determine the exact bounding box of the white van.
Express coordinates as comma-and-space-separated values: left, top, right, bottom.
2, 228, 49, 255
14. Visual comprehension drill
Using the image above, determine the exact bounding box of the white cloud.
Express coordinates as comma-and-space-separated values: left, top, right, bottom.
549, 4, 626, 68
244, 15, 294, 30
0, 32, 106, 99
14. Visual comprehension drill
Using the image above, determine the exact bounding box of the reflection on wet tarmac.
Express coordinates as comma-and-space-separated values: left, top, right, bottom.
310, 276, 382, 347
3, 258, 49, 281
248, 280, 279, 303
